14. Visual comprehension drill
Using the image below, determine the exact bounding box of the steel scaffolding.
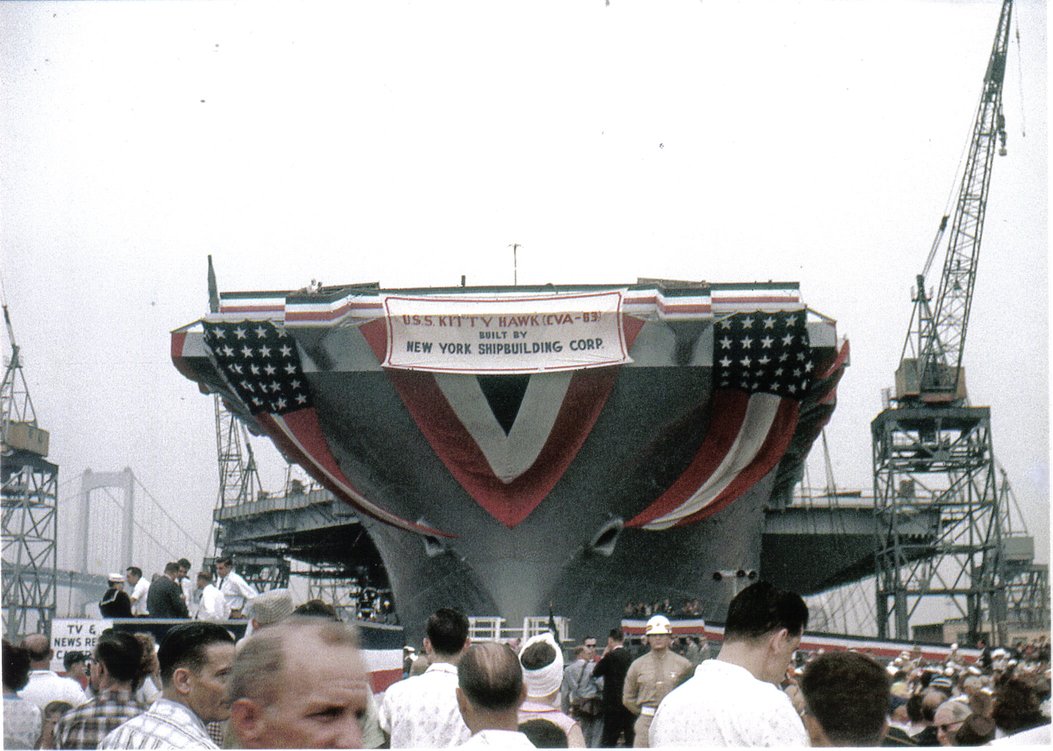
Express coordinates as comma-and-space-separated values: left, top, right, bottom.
210, 395, 290, 591
872, 405, 1008, 644
2, 305, 57, 641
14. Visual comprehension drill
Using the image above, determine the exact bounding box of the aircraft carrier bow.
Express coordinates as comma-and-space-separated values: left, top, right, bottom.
171, 279, 848, 639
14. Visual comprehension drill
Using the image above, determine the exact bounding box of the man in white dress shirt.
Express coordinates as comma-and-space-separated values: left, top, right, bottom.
17, 633, 87, 711
176, 558, 195, 609
214, 556, 257, 619
193, 571, 229, 622
379, 608, 473, 747
649, 581, 809, 747
125, 567, 150, 616
457, 642, 535, 748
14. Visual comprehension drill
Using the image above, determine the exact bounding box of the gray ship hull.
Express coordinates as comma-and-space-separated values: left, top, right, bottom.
172, 281, 846, 642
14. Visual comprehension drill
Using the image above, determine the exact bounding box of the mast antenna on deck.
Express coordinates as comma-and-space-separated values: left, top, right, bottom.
508, 243, 521, 286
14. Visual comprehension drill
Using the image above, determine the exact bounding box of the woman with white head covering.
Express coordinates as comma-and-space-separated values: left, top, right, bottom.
517, 631, 586, 748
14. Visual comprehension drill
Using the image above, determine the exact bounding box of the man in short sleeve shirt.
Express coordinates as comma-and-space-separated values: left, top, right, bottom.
650, 581, 809, 747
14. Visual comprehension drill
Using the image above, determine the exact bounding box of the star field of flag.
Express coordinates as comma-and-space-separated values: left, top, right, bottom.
713, 310, 813, 397
202, 320, 311, 415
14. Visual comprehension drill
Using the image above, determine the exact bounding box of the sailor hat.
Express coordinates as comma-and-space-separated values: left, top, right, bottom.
107, 573, 125, 583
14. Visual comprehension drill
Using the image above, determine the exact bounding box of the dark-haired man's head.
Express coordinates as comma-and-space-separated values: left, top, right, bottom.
125, 566, 143, 584
3, 640, 33, 691
64, 650, 91, 689
425, 608, 470, 663
906, 693, 925, 724
292, 599, 341, 621
158, 622, 236, 724
724, 581, 808, 641
799, 651, 890, 746
457, 642, 526, 735
90, 630, 143, 692
215, 556, 233, 578
163, 561, 181, 579
177, 558, 192, 575
607, 628, 624, 650
519, 718, 569, 747
718, 581, 808, 684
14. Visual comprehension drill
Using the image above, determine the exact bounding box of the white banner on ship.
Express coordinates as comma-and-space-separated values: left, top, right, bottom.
382, 291, 631, 374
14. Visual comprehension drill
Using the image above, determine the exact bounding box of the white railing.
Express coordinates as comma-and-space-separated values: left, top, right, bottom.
468, 615, 570, 644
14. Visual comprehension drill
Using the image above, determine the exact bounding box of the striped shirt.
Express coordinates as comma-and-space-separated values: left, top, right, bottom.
98, 698, 217, 749
54, 688, 145, 750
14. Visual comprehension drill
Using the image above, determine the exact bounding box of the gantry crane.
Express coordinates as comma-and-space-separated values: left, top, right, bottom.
895, 0, 1013, 406
1, 304, 58, 640
872, 0, 1021, 644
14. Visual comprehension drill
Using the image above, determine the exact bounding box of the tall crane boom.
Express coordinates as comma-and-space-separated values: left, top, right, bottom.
897, 0, 1013, 404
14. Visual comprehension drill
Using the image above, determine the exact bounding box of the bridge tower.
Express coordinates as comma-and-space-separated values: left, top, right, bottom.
1, 305, 58, 641
77, 468, 136, 574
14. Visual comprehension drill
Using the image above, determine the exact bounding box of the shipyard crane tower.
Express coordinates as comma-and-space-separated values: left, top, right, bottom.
1, 305, 58, 641
872, 0, 1022, 644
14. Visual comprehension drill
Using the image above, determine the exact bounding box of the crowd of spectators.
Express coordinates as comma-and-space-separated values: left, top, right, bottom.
94, 557, 401, 627
823, 636, 1053, 747
622, 598, 704, 619
4, 580, 1050, 749
3, 594, 374, 750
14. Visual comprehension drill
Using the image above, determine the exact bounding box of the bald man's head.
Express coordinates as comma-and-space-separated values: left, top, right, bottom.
458, 642, 523, 712
20, 634, 52, 665
229, 618, 369, 749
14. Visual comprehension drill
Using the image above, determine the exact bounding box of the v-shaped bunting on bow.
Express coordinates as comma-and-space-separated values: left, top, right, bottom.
359, 316, 645, 527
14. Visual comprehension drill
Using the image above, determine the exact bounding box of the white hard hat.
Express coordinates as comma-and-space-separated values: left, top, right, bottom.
645, 614, 673, 636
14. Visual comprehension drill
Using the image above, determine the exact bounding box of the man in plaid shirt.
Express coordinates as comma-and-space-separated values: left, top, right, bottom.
54, 631, 145, 749
99, 622, 236, 750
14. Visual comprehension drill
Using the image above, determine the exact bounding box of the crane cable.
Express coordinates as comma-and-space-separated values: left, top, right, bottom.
921, 0, 1015, 282
1014, 16, 1026, 139
921, 94, 982, 281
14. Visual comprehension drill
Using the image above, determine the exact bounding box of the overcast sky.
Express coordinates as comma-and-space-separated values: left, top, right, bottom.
2, 0, 1047, 592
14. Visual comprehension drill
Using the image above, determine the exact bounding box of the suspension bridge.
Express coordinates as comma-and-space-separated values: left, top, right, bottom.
4, 463, 209, 640
56, 468, 208, 613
